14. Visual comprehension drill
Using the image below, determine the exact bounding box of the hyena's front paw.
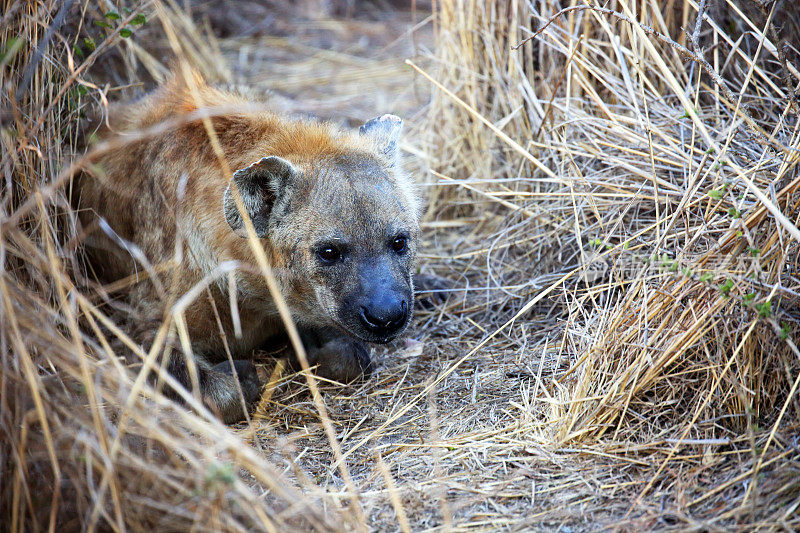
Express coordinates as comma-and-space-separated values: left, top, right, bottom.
204, 360, 262, 423
414, 273, 453, 309
306, 338, 373, 384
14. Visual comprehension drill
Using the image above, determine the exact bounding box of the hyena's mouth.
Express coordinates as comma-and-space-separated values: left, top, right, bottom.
333, 311, 411, 345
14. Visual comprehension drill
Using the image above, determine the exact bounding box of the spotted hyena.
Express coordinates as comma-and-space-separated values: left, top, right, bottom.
76, 74, 425, 423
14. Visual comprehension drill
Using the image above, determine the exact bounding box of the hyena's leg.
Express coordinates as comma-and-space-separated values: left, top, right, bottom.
413, 273, 453, 309
165, 355, 262, 424
109, 315, 262, 423
290, 329, 373, 383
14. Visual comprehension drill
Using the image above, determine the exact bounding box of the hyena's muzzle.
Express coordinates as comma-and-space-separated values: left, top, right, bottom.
339, 255, 413, 344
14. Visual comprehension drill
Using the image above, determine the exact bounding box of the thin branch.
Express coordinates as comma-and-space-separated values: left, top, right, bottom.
756, 0, 800, 107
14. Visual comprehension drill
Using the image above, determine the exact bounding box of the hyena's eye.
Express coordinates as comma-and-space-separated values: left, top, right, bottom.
391, 234, 408, 254
316, 245, 342, 264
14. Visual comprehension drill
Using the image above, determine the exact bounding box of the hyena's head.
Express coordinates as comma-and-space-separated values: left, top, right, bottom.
223, 115, 420, 343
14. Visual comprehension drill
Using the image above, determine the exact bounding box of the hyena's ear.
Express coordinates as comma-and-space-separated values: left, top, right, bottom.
359, 114, 402, 164
223, 156, 297, 238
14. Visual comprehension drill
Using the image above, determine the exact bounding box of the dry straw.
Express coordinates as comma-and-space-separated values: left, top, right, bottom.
421, 0, 800, 526
2, 0, 800, 530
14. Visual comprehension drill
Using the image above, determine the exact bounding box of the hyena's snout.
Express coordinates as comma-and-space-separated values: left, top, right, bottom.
348, 258, 412, 342
359, 291, 409, 338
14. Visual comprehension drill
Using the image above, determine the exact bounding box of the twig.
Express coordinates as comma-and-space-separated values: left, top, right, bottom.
756, 0, 800, 107
691, 0, 708, 47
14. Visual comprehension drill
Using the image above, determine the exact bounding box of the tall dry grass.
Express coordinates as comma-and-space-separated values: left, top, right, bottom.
0, 1, 346, 531
421, 0, 800, 518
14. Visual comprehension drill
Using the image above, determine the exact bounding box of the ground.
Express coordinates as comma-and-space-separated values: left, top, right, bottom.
201, 6, 783, 531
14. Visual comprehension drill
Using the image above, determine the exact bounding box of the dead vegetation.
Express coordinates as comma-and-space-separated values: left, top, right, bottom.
2, 0, 800, 531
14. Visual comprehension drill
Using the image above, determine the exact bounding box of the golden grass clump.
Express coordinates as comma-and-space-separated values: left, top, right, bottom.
0, 2, 333, 531
421, 0, 800, 520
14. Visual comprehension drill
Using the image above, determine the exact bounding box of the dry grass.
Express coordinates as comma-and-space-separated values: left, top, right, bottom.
2, 0, 800, 531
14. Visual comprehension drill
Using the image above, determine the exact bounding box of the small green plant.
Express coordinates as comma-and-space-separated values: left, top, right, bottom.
93, 9, 147, 40
699, 272, 713, 283
679, 106, 698, 119
0, 36, 23, 64
755, 300, 772, 318
780, 322, 791, 340
204, 462, 236, 490
718, 278, 734, 295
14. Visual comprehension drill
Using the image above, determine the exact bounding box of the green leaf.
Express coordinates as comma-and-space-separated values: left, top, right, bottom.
742, 293, 756, 304
748, 247, 761, 257
131, 13, 146, 26
0, 36, 23, 63
780, 322, 791, 341
728, 207, 741, 218
72, 43, 84, 58
718, 279, 733, 294
756, 300, 772, 318
708, 189, 723, 200
83, 37, 96, 51
77, 85, 87, 96
204, 462, 236, 487
105, 11, 121, 20
120, 28, 133, 38
94, 20, 112, 28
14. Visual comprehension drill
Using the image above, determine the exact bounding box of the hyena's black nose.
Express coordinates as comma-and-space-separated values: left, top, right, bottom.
360, 297, 408, 337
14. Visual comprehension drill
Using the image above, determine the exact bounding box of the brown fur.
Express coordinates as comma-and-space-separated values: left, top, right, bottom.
76, 74, 421, 422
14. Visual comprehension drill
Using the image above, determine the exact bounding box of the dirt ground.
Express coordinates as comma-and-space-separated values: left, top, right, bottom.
208, 6, 595, 530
